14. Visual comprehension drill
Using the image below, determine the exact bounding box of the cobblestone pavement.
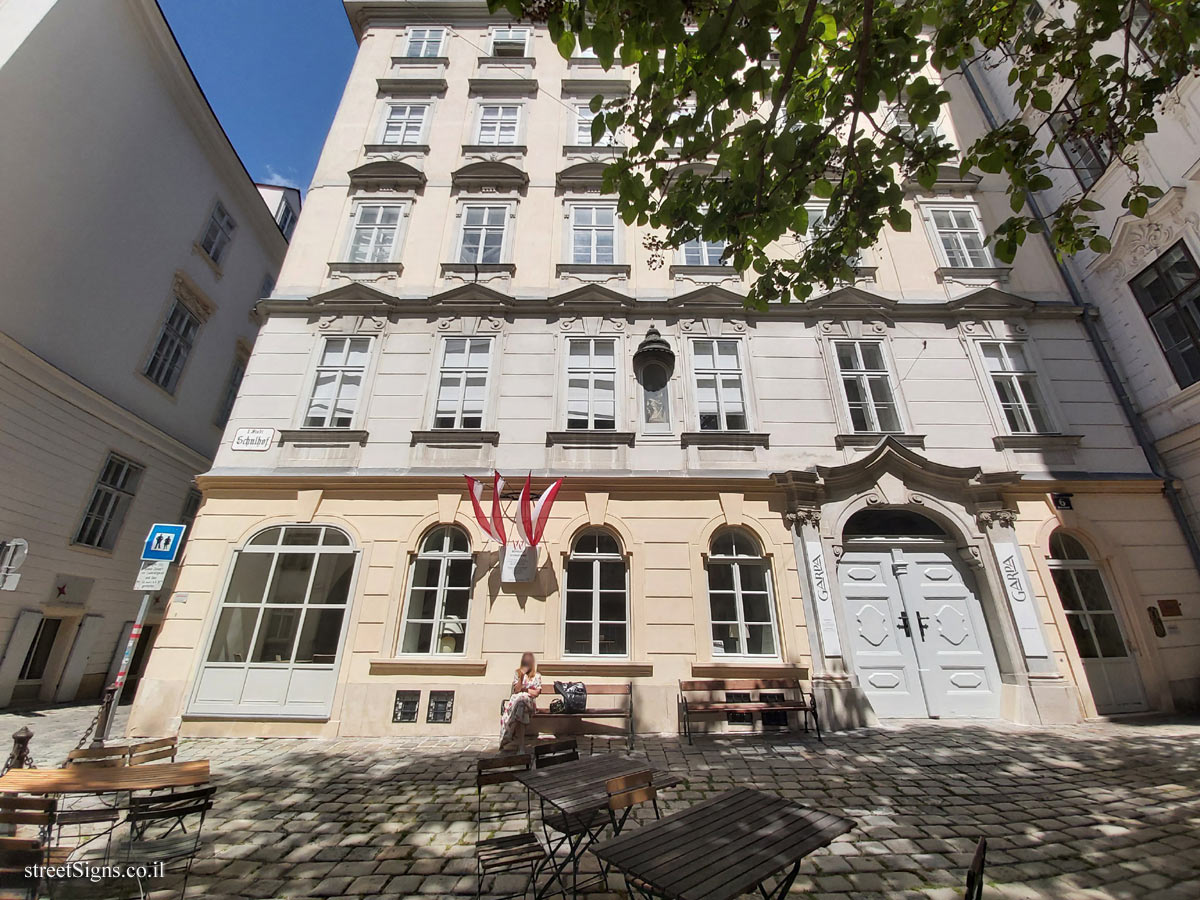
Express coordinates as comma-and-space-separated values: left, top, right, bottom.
2, 702, 1198, 899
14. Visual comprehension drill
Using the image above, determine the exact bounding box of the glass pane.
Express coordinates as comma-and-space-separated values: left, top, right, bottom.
594, 532, 620, 555
283, 527, 321, 546
860, 344, 884, 370
708, 592, 738, 622
1091, 614, 1129, 658
564, 623, 592, 655
320, 338, 346, 366
248, 527, 282, 546
598, 560, 624, 591
447, 528, 469, 553
293, 608, 345, 664
598, 591, 625, 622
565, 591, 592, 621
442, 588, 470, 620
567, 559, 593, 590
401, 621, 433, 654
310, 554, 354, 605
251, 608, 301, 662
1074, 569, 1112, 611
711, 624, 740, 654
447, 558, 472, 589
436, 623, 465, 654
693, 341, 715, 369
708, 562, 734, 592
1050, 569, 1083, 611
412, 557, 442, 591
265, 555, 315, 604
742, 593, 772, 624
745, 624, 776, 656
224, 554, 272, 605
1049, 531, 1090, 560
406, 588, 438, 621
322, 529, 350, 546
207, 608, 260, 663
598, 623, 627, 655
738, 564, 767, 594
1066, 614, 1098, 658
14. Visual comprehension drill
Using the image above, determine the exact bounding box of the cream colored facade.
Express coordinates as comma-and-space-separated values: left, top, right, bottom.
131, 0, 1200, 739
0, 0, 288, 706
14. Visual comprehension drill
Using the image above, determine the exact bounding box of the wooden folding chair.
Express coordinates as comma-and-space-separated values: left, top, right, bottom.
128, 738, 177, 766
532, 738, 578, 769
605, 769, 660, 836
475, 754, 545, 900
965, 836, 987, 900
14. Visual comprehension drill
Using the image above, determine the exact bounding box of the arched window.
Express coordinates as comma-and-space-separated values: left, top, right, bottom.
707, 528, 778, 656
400, 526, 473, 655
564, 530, 628, 656
1047, 529, 1128, 659
206, 525, 355, 668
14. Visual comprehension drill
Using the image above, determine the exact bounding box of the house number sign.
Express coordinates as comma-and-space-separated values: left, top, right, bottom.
804, 539, 842, 657
993, 540, 1048, 658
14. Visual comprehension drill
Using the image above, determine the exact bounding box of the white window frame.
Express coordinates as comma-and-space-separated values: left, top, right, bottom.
563, 530, 630, 658
455, 202, 514, 264
803, 203, 867, 268
475, 103, 522, 145
199, 201, 236, 265
489, 26, 530, 57
344, 202, 410, 264
144, 299, 200, 395
924, 204, 993, 269
677, 236, 728, 267
690, 338, 749, 432
380, 103, 429, 146
832, 339, 904, 434
565, 337, 618, 430
978, 340, 1053, 434
398, 526, 474, 656
302, 336, 373, 429
567, 203, 619, 265
433, 336, 494, 430
74, 453, 143, 550
706, 530, 780, 658
404, 27, 446, 58
574, 104, 617, 147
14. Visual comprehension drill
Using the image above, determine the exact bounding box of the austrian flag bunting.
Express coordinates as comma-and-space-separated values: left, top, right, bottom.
464, 472, 561, 548
518, 473, 562, 547
464, 473, 506, 543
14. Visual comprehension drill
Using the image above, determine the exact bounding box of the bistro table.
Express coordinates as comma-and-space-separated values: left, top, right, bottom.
0, 760, 210, 794
592, 786, 855, 900
515, 754, 677, 900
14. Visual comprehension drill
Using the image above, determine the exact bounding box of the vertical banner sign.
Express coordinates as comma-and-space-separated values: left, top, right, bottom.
992, 540, 1049, 658
804, 539, 842, 657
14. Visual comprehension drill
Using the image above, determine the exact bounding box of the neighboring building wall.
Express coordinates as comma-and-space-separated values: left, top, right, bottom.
0, 0, 287, 707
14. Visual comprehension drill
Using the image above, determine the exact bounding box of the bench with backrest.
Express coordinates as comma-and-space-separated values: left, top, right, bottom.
678, 678, 821, 743
531, 683, 634, 750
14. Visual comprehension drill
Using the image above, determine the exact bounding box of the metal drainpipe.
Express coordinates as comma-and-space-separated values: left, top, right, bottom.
960, 60, 1200, 574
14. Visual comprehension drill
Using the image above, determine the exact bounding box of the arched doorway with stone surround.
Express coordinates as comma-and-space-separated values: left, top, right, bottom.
775, 438, 1077, 727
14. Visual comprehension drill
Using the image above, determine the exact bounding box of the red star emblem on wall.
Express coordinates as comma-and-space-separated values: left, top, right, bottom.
56, 584, 67, 597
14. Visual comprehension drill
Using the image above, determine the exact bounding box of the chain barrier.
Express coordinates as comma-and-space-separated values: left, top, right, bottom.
2, 726, 35, 774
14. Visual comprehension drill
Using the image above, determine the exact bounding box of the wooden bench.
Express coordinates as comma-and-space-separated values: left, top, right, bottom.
531, 683, 634, 750
679, 678, 821, 743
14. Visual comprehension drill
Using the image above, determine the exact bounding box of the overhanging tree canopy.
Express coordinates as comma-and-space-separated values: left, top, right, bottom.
492, 0, 1199, 308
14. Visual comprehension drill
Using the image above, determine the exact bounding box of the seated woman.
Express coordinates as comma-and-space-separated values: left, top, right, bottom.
499, 652, 541, 751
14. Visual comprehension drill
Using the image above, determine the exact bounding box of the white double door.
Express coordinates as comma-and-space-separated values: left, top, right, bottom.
838, 543, 1001, 719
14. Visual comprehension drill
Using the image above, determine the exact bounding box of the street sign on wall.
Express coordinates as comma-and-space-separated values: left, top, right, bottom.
141, 523, 186, 563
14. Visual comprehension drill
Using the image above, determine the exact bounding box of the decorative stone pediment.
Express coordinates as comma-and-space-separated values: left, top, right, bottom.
805, 285, 899, 314
255, 282, 401, 317
667, 284, 748, 311
556, 162, 608, 192
428, 282, 517, 309
172, 270, 216, 322
451, 160, 528, 191
549, 284, 635, 309
946, 287, 1036, 316
1091, 186, 1199, 279
348, 160, 426, 191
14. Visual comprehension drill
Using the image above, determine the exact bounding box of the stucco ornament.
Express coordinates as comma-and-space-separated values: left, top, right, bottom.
1093, 187, 1200, 279
975, 508, 1018, 530
784, 506, 821, 529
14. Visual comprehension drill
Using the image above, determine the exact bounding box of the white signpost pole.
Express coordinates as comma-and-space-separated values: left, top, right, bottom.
97, 593, 151, 742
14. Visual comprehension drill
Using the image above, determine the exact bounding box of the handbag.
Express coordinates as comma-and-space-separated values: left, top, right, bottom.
553, 680, 587, 713
549, 698, 566, 714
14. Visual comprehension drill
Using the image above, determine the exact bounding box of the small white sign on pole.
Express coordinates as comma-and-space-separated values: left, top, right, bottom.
133, 559, 169, 592
231, 427, 275, 451
500, 540, 537, 583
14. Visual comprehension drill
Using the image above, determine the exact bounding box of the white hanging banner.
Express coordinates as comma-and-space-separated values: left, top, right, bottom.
500, 539, 537, 584
992, 540, 1049, 658
804, 539, 842, 657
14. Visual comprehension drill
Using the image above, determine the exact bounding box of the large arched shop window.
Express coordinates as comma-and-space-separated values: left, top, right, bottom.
707, 528, 779, 656
564, 529, 628, 656
207, 525, 355, 666
1047, 530, 1128, 659
399, 525, 473, 655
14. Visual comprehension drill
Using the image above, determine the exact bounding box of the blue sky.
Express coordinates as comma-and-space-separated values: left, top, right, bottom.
160, 0, 357, 195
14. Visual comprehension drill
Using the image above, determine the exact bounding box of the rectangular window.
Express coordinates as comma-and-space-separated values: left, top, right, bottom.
199, 201, 236, 265
575, 105, 615, 146
393, 690, 420, 723
276, 202, 297, 241
477, 104, 520, 145
491, 27, 529, 56
435, 338, 492, 429
834, 341, 901, 433
981, 342, 1051, 433
458, 205, 508, 264
679, 237, 728, 266
1047, 88, 1112, 190
382, 104, 428, 145
566, 338, 617, 430
805, 205, 863, 267
1131, 2, 1160, 62
1129, 241, 1200, 387
930, 207, 991, 268
215, 353, 247, 427
570, 205, 616, 264
405, 27, 444, 57
144, 301, 200, 394
693, 339, 747, 431
348, 204, 405, 263
75, 454, 143, 550
304, 337, 371, 428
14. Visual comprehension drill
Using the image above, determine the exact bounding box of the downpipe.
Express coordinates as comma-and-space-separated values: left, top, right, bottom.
960, 59, 1200, 576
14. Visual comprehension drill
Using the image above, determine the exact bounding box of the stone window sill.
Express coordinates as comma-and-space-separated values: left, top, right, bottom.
935, 266, 1011, 282
556, 263, 631, 278
411, 429, 500, 446
562, 144, 623, 156
468, 77, 539, 96
993, 433, 1083, 451
836, 433, 926, 449
377, 77, 448, 95
681, 431, 770, 449
477, 55, 536, 68
279, 429, 368, 446
391, 56, 450, 68
560, 77, 631, 95
364, 143, 429, 155
369, 658, 487, 676
691, 662, 809, 680
546, 430, 635, 447
539, 661, 653, 678
461, 144, 527, 156
669, 264, 737, 279
440, 262, 516, 277
327, 261, 404, 278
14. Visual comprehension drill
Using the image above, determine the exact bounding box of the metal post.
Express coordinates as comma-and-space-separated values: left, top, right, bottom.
7, 726, 33, 772
97, 593, 151, 744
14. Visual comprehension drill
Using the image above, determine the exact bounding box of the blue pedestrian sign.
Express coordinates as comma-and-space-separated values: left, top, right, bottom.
142, 523, 187, 563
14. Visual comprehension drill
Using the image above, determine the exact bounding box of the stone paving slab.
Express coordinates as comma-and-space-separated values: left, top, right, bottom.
1, 703, 1198, 899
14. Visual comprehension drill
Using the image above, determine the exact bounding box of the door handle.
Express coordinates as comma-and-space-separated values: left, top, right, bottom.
897, 611, 912, 638
915, 611, 930, 641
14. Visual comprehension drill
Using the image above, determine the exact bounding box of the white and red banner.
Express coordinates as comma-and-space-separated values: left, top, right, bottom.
463, 472, 563, 583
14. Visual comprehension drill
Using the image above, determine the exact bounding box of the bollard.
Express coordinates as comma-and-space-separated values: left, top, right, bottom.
90, 687, 117, 748
6, 726, 33, 772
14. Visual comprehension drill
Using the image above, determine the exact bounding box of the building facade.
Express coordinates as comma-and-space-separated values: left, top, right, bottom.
0, 0, 290, 707
129, 0, 1200, 740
